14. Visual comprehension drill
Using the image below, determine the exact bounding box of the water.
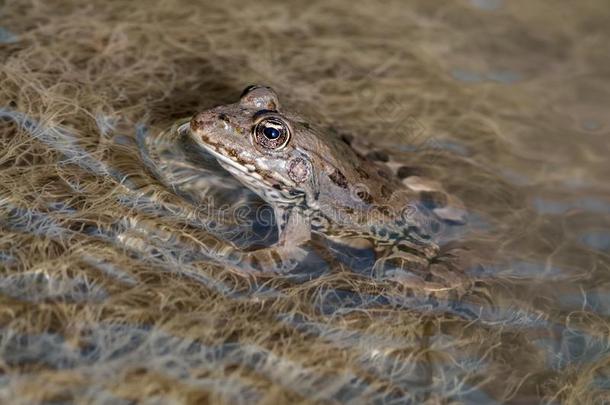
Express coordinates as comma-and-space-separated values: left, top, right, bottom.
0, 1, 609, 403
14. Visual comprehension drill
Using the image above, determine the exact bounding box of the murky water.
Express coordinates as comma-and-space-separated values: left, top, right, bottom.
1, 0, 609, 403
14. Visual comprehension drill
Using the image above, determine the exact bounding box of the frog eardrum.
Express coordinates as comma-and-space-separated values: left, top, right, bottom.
287, 157, 311, 184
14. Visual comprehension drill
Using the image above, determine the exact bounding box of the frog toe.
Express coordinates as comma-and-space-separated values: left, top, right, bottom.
373, 250, 471, 293
234, 246, 309, 275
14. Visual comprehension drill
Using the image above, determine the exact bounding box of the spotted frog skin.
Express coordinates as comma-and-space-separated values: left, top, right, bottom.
189, 85, 466, 284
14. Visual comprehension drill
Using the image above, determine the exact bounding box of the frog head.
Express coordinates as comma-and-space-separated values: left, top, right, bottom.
189, 85, 320, 204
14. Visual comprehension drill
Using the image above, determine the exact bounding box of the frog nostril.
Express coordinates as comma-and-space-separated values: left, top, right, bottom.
190, 117, 206, 131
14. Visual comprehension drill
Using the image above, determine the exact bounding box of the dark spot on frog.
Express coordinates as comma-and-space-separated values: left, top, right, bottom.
356, 190, 373, 204
381, 185, 392, 198
272, 184, 282, 190
299, 121, 311, 129
342, 206, 354, 214
374, 205, 392, 217
329, 169, 349, 189
408, 225, 430, 240
388, 232, 401, 240
377, 169, 390, 179
397, 166, 425, 179
355, 167, 370, 180
270, 250, 283, 267
366, 150, 389, 162
226, 147, 239, 158
420, 191, 447, 209
218, 113, 230, 123
354, 150, 368, 161
340, 134, 354, 145
248, 255, 262, 271
395, 241, 422, 255
190, 116, 206, 132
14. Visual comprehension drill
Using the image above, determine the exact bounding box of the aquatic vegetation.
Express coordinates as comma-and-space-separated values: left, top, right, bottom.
1, 0, 609, 403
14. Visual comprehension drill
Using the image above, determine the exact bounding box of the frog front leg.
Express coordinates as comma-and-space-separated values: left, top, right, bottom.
222, 204, 311, 274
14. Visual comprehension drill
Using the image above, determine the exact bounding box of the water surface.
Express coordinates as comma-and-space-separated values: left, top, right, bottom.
0, 1, 609, 403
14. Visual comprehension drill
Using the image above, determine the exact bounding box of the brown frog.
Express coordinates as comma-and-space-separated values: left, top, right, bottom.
188, 85, 467, 287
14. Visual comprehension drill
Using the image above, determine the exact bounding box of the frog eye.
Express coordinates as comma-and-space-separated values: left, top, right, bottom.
254, 117, 290, 150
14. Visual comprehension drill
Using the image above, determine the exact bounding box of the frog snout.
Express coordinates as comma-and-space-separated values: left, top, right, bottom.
190, 111, 216, 133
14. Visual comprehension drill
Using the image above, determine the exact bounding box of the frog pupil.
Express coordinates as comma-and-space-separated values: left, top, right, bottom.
263, 126, 281, 139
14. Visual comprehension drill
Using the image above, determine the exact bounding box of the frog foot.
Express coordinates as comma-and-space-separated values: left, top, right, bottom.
373, 245, 470, 293
373, 254, 445, 291
220, 245, 309, 275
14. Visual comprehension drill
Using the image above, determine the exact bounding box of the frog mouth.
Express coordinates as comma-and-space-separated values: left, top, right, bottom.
204, 142, 258, 178
200, 141, 269, 186
185, 124, 295, 193
208, 146, 300, 202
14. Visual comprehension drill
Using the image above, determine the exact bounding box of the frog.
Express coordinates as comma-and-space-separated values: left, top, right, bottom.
188, 85, 468, 289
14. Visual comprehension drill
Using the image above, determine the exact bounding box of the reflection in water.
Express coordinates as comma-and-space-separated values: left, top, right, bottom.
580, 231, 610, 252
469, 0, 504, 11
0, 27, 18, 44
532, 196, 610, 215
451, 68, 522, 85
1, 0, 610, 403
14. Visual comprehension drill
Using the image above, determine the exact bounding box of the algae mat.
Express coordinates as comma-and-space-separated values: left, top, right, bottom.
1, 0, 610, 403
